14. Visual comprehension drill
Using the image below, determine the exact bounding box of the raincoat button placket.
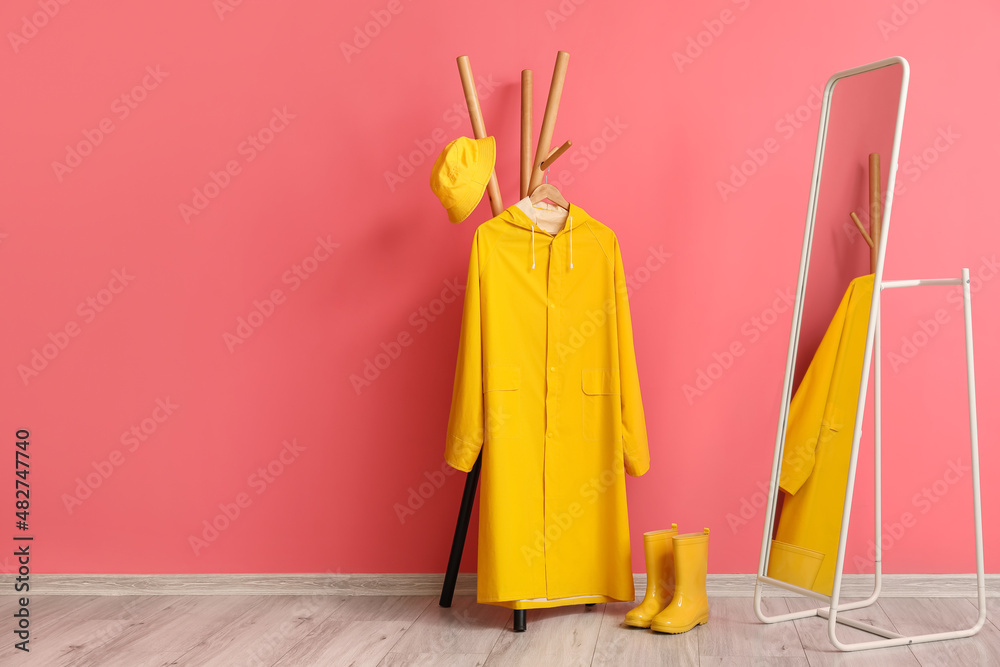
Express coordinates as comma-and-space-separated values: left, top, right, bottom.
543, 237, 561, 587
544, 242, 560, 445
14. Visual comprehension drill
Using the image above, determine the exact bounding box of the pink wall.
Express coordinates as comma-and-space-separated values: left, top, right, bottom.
2, 0, 998, 577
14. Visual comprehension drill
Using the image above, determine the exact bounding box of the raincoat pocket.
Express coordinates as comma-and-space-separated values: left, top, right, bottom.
582, 368, 621, 442
484, 365, 520, 439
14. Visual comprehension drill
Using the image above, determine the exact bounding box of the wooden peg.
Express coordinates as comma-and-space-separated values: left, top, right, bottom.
520, 70, 532, 200
528, 51, 570, 194
540, 140, 573, 171
457, 55, 502, 216
850, 212, 875, 248
869, 153, 881, 272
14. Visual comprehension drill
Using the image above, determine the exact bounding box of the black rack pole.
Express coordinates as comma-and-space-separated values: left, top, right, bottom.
440, 452, 482, 608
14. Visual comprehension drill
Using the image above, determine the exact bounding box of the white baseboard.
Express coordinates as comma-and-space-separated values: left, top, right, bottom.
5, 573, 997, 597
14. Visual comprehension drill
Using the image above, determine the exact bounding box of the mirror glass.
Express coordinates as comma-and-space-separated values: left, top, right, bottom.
765, 62, 905, 596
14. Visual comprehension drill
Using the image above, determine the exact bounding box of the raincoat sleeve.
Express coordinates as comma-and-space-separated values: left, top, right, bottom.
444, 231, 485, 472
780, 274, 873, 495
614, 238, 651, 477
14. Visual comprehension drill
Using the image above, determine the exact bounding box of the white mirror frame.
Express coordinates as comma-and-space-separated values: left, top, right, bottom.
753, 56, 987, 651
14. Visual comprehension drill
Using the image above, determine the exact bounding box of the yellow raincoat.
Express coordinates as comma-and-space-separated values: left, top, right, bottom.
445, 200, 650, 609
770, 274, 873, 595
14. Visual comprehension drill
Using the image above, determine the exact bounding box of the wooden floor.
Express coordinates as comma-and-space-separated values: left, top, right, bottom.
11, 594, 1000, 666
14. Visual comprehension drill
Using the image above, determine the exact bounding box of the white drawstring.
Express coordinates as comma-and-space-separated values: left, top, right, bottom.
569, 215, 573, 270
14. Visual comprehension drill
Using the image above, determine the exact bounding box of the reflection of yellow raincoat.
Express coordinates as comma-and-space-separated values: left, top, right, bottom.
770, 274, 873, 595
445, 201, 649, 610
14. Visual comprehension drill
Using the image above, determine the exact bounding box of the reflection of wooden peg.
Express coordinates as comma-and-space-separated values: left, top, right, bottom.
457, 55, 502, 216
869, 153, 881, 272
850, 212, 875, 248
540, 140, 572, 171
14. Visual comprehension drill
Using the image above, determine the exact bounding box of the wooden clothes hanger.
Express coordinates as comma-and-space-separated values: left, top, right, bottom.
529, 183, 569, 210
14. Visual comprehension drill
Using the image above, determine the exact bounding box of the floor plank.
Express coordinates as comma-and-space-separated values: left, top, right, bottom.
323, 595, 434, 623
698, 658, 809, 666
271, 619, 410, 667
170, 594, 348, 666
32, 595, 156, 636
387, 595, 507, 656
783, 596, 919, 665
988, 597, 1000, 635
879, 597, 1000, 667
698, 597, 806, 660
82, 650, 188, 667
25, 597, 181, 666
27, 595, 102, 625
379, 653, 488, 667
12, 619, 146, 666
589, 601, 698, 666
267, 597, 432, 666
485, 603, 604, 667
57, 596, 263, 667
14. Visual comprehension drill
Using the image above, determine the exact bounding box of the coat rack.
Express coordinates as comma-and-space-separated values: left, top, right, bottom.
439, 50, 574, 634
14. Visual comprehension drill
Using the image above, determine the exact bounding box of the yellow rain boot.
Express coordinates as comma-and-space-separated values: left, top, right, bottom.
624, 524, 678, 628
650, 528, 709, 634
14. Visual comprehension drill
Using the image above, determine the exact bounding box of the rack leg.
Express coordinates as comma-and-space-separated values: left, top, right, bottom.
514, 609, 527, 632
440, 452, 482, 608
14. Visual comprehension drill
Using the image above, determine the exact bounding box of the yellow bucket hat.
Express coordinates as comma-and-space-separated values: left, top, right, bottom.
430, 136, 496, 224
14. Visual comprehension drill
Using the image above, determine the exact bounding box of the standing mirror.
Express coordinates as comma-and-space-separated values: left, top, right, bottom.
759, 58, 906, 598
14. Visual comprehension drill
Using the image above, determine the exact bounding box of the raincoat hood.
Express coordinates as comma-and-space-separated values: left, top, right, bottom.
502, 197, 587, 270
